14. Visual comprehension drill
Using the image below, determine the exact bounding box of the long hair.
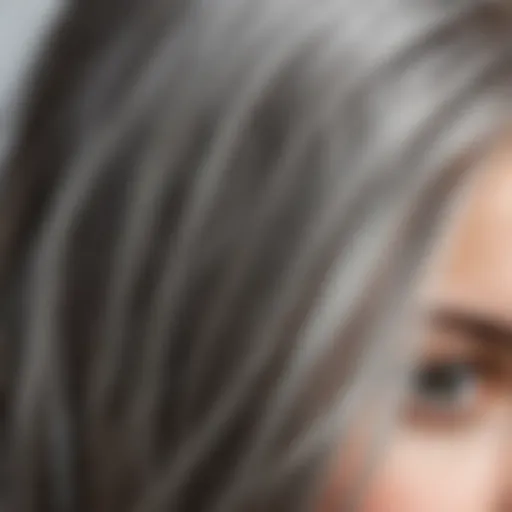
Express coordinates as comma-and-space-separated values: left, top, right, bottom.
0, 0, 510, 510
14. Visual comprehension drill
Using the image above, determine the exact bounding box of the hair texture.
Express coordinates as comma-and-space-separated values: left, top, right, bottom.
0, 0, 511, 510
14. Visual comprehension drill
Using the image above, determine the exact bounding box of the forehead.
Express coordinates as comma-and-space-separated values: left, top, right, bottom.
422, 145, 512, 322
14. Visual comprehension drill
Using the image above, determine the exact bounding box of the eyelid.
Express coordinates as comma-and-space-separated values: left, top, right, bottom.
418, 326, 509, 369
420, 348, 502, 375
415, 354, 503, 390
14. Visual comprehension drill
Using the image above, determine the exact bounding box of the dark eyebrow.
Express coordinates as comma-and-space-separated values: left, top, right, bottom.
427, 306, 512, 346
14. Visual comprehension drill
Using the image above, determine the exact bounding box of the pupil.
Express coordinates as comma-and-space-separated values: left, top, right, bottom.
416, 363, 471, 402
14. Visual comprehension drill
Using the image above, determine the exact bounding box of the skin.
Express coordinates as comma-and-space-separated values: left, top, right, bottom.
321, 144, 512, 511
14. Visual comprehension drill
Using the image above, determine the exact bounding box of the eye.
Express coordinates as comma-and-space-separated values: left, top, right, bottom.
415, 362, 477, 407
405, 361, 487, 428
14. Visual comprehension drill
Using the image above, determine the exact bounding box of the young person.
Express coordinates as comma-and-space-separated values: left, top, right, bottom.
0, 0, 511, 510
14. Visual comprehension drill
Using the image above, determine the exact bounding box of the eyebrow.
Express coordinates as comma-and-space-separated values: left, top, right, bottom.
427, 306, 512, 347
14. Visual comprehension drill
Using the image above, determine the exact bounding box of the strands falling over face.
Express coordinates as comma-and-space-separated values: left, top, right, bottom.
0, 0, 511, 511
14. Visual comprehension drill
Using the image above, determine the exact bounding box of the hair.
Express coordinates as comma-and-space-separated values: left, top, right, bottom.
0, 0, 510, 510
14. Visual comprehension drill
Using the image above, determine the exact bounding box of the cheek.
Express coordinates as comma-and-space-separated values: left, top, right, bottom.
360, 462, 441, 512
359, 430, 501, 512
361, 466, 479, 512
317, 417, 504, 512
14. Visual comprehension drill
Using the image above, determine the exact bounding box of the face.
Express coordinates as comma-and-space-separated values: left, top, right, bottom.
321, 145, 512, 511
